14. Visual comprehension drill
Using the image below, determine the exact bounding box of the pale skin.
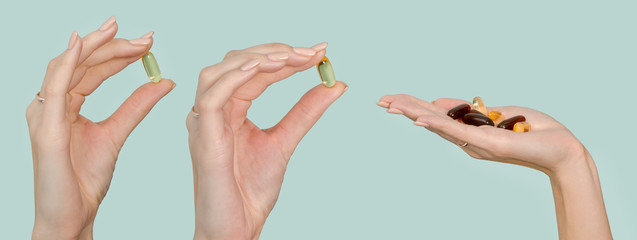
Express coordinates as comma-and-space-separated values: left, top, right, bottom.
377, 94, 612, 240
187, 42, 347, 240
26, 17, 175, 240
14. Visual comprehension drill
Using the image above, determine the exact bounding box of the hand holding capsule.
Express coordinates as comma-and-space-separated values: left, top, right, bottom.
188, 42, 347, 240
26, 17, 175, 239
377, 94, 611, 239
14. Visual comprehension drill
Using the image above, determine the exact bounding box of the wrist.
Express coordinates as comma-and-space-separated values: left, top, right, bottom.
33, 220, 93, 240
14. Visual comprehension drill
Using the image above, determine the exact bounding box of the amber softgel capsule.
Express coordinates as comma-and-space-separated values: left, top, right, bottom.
317, 56, 336, 87
142, 52, 161, 83
473, 97, 488, 115
513, 122, 531, 132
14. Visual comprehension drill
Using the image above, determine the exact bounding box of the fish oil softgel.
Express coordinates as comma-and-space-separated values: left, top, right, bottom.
142, 51, 161, 83
447, 97, 531, 132
317, 56, 336, 87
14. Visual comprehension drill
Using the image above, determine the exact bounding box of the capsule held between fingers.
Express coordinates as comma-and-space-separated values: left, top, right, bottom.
317, 56, 336, 87
513, 122, 531, 132
142, 51, 161, 83
497, 115, 526, 130
448, 104, 471, 120
463, 113, 495, 126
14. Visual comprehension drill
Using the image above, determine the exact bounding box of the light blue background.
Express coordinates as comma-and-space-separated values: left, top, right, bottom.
2, 0, 636, 239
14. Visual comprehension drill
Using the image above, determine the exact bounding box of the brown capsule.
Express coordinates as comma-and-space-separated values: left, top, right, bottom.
513, 122, 531, 132
447, 104, 471, 120
463, 113, 495, 126
497, 115, 526, 130
469, 109, 488, 116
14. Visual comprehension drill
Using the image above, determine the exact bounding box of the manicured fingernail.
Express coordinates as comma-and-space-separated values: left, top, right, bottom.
171, 82, 176, 89
267, 52, 288, 61
292, 47, 317, 56
387, 108, 404, 114
130, 37, 151, 45
376, 101, 390, 108
240, 59, 260, 71
311, 42, 328, 51
68, 31, 79, 49
414, 121, 429, 127
99, 16, 116, 32
343, 84, 349, 92
141, 31, 154, 39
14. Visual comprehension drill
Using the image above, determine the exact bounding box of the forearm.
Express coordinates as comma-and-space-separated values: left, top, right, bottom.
549, 150, 611, 240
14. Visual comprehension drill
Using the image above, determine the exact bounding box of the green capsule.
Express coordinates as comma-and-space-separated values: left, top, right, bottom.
142, 51, 161, 83
317, 56, 336, 87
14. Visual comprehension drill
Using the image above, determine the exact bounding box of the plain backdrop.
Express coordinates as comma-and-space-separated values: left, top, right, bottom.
2, 0, 636, 239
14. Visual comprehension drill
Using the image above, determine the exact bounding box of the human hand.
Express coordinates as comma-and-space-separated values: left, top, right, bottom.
26, 17, 175, 240
187, 43, 347, 240
377, 95, 586, 174
377, 94, 611, 239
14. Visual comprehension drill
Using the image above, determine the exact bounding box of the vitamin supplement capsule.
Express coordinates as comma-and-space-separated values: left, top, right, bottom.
473, 97, 488, 115
316, 56, 336, 87
447, 104, 471, 120
496, 115, 526, 130
463, 113, 495, 127
142, 51, 161, 83
488, 110, 502, 121
513, 122, 531, 132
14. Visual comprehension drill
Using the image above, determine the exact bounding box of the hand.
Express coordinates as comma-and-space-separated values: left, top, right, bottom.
187, 42, 347, 240
377, 94, 611, 239
26, 17, 175, 240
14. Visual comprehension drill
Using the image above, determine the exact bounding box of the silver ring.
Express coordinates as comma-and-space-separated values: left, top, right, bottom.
191, 107, 200, 119
35, 92, 45, 103
459, 142, 468, 147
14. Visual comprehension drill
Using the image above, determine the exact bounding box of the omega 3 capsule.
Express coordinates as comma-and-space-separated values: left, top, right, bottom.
473, 97, 488, 115
463, 113, 495, 126
513, 122, 531, 132
142, 52, 161, 83
488, 110, 503, 123
317, 56, 336, 87
447, 104, 471, 119
497, 115, 526, 130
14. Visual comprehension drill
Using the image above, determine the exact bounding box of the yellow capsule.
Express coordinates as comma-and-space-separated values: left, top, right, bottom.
142, 51, 161, 83
316, 56, 336, 87
513, 122, 531, 132
473, 97, 487, 115
488, 110, 503, 123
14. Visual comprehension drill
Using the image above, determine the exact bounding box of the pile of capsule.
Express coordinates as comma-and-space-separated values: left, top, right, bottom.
447, 97, 531, 133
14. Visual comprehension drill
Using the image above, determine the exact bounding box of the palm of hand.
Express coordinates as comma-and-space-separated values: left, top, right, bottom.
379, 95, 586, 173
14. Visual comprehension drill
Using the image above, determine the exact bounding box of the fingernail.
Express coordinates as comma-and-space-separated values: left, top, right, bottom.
343, 84, 349, 92
267, 52, 288, 61
240, 59, 260, 71
68, 31, 79, 50
171, 82, 176, 89
99, 16, 116, 32
130, 37, 151, 46
376, 101, 390, 108
311, 42, 328, 51
292, 47, 317, 56
414, 121, 429, 128
141, 31, 154, 39
387, 108, 404, 114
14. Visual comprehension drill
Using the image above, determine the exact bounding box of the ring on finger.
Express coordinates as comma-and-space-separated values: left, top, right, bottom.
35, 92, 45, 103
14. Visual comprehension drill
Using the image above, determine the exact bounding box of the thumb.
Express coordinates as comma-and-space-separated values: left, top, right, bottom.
269, 81, 347, 159
101, 79, 175, 146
